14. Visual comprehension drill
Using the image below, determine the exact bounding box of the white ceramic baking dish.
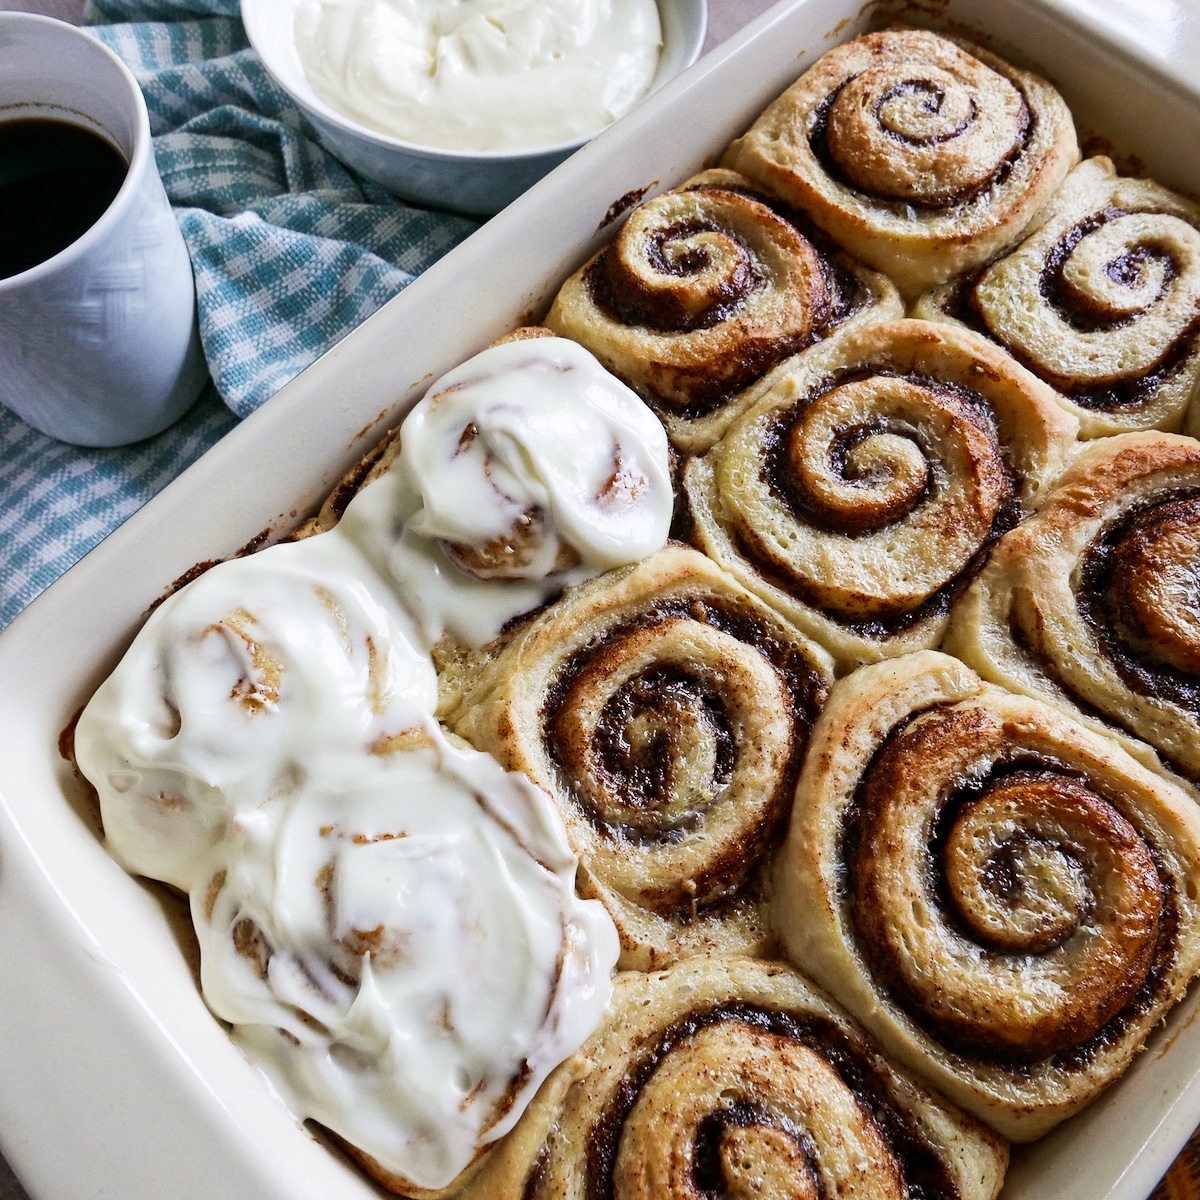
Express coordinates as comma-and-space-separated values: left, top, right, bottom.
3, 1, 1200, 1197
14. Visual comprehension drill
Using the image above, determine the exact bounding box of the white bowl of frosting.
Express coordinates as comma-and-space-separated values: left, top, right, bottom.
242, 0, 708, 215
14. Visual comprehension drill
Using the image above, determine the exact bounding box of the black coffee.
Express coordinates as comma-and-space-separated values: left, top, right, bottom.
0, 118, 128, 280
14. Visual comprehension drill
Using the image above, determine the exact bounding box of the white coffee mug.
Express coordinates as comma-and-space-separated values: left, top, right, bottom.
0, 13, 207, 447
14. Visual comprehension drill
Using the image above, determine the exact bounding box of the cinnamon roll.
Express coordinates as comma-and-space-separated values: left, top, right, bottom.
774, 650, 1200, 1141
724, 29, 1079, 297
914, 157, 1200, 438
72, 534, 437, 892
545, 169, 902, 454
193, 723, 619, 1199
451, 544, 835, 969
684, 318, 1079, 672
945, 431, 1200, 783
456, 955, 1009, 1200
335, 332, 674, 648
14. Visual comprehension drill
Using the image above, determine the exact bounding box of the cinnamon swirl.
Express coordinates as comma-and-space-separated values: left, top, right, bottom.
450, 544, 834, 969
724, 29, 1079, 297
774, 650, 1200, 1140
914, 157, 1200, 438
456, 955, 1009, 1200
946, 431, 1200, 783
684, 318, 1078, 672
545, 169, 902, 454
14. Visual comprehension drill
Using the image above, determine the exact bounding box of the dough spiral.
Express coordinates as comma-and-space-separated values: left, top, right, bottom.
457, 955, 1008, 1200
451, 545, 834, 969
724, 28, 1079, 296
546, 170, 902, 454
684, 318, 1078, 671
774, 650, 1200, 1140
946, 431, 1200, 783
915, 157, 1200, 437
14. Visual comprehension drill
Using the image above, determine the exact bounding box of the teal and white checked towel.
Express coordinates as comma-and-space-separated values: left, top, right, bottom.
0, 0, 477, 629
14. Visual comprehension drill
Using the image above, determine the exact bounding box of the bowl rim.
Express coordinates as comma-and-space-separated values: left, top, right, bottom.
240, 0, 710, 164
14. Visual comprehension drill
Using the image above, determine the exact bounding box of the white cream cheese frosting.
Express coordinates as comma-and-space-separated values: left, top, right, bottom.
192, 725, 618, 1192
293, 0, 663, 151
74, 333, 655, 1193
339, 335, 673, 646
74, 534, 437, 892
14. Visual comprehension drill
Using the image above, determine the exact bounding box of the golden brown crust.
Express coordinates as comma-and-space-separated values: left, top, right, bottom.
685, 318, 1079, 672
945, 431, 1200, 783
914, 157, 1200, 438
724, 29, 1079, 297
774, 650, 1200, 1141
545, 170, 902, 454
458, 956, 1008, 1200
451, 545, 835, 970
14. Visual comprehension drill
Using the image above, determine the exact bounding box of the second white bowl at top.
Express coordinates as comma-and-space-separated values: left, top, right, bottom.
242, 0, 708, 216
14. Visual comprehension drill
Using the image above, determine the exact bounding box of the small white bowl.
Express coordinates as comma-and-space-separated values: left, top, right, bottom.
242, 0, 708, 216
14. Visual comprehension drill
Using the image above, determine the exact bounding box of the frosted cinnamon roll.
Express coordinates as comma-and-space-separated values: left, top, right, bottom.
456, 955, 1009, 1200
915, 157, 1200, 438
545, 169, 902, 454
724, 29, 1078, 297
336, 333, 673, 648
451, 545, 834, 969
73, 534, 436, 892
684, 319, 1078, 672
194, 724, 619, 1199
946, 432, 1200, 783
775, 650, 1200, 1141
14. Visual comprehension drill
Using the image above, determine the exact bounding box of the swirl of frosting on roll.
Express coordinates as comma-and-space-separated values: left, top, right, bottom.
455, 955, 1009, 1200
73, 534, 436, 892
724, 29, 1078, 296
684, 319, 1078, 672
545, 170, 902, 454
775, 650, 1200, 1141
337, 332, 672, 647
915, 158, 1200, 438
946, 431, 1200, 783
193, 724, 619, 1198
451, 545, 834, 969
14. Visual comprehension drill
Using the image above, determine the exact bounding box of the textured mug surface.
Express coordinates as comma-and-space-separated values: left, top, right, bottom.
0, 14, 206, 447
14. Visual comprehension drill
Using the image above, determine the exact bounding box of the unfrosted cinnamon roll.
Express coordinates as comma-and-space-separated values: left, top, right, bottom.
775, 650, 1200, 1141
914, 157, 1200, 438
946, 431, 1200, 783
724, 29, 1079, 296
545, 170, 902, 454
451, 544, 834, 969
457, 955, 1009, 1200
684, 319, 1078, 672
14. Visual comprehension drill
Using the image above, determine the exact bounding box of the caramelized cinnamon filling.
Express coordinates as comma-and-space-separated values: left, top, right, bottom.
588, 221, 763, 334
1076, 490, 1200, 730
843, 704, 1176, 1065
539, 595, 825, 912
584, 1005, 960, 1200
722, 369, 1020, 626
808, 72, 1033, 210
581, 186, 834, 417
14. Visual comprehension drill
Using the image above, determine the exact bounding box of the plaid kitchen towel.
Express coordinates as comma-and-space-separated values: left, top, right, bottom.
0, 0, 477, 630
